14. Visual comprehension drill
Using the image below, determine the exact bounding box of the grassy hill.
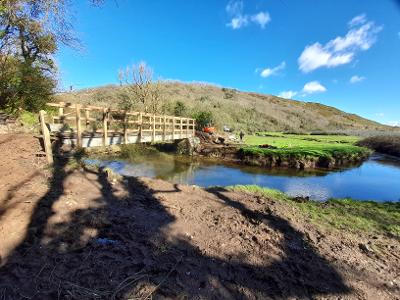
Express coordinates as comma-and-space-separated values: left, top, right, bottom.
56, 81, 397, 134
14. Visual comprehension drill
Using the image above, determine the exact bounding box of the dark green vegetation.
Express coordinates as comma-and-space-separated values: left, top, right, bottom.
230, 185, 400, 238
357, 135, 400, 157
56, 82, 399, 134
0, 1, 101, 114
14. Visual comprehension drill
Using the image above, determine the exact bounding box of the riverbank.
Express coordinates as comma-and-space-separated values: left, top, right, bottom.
1, 133, 399, 299
196, 132, 371, 169
357, 135, 400, 157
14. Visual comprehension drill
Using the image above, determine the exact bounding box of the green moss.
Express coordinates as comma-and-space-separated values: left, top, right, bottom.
228, 185, 400, 238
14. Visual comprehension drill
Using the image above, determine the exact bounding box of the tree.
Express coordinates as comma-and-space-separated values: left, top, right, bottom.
193, 111, 213, 129
118, 62, 164, 114
174, 100, 186, 117
0, 0, 104, 112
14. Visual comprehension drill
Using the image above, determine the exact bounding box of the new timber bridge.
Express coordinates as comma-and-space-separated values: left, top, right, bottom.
39, 102, 196, 164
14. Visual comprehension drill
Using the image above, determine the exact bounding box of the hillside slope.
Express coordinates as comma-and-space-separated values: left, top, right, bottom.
56, 82, 396, 134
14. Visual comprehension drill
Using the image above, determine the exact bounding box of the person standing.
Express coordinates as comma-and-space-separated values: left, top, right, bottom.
239, 131, 245, 142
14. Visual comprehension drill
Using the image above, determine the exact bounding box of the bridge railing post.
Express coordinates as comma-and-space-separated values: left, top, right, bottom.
123, 111, 128, 144
39, 110, 53, 165
75, 104, 82, 147
152, 114, 156, 142
139, 112, 143, 143
103, 108, 108, 146
180, 118, 183, 138
172, 118, 176, 140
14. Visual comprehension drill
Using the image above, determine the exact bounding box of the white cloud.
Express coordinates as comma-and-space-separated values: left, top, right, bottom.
279, 90, 297, 99
226, 1, 271, 30
298, 15, 382, 73
348, 14, 367, 27
386, 121, 400, 127
350, 75, 366, 83
375, 112, 385, 117
260, 61, 286, 78
302, 81, 327, 94
227, 15, 249, 29
251, 12, 271, 29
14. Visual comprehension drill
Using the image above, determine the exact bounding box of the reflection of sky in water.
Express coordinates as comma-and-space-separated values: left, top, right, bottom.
85, 154, 400, 202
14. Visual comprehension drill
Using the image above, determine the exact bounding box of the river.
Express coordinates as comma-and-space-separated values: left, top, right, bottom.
86, 153, 400, 202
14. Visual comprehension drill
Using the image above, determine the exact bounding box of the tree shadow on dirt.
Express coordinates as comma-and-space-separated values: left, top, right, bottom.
0, 154, 351, 299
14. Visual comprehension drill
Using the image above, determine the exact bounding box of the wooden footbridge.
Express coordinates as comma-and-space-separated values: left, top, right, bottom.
39, 102, 196, 164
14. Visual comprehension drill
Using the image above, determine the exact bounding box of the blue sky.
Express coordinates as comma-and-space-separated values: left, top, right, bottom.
57, 0, 400, 125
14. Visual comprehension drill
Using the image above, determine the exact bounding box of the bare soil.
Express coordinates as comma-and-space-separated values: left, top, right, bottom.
0, 133, 399, 299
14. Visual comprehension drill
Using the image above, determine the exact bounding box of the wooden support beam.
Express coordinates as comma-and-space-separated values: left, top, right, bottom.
76, 104, 82, 147
39, 110, 53, 164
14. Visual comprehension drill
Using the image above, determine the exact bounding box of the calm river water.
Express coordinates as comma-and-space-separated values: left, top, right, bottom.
87, 153, 400, 202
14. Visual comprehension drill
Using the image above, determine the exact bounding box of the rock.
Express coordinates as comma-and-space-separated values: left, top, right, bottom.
176, 137, 201, 155
359, 243, 374, 253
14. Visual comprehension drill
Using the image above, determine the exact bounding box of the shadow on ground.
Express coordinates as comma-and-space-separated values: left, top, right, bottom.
0, 151, 351, 299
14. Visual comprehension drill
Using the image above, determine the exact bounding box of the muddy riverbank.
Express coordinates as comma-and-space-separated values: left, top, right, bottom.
0, 133, 399, 299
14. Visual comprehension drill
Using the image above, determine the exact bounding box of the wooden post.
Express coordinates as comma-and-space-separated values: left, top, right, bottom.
163, 116, 166, 141
139, 112, 143, 143
59, 101, 64, 124
123, 112, 128, 144
172, 117, 176, 140
152, 114, 156, 142
103, 108, 108, 146
39, 110, 53, 164
76, 104, 82, 147
85, 109, 90, 129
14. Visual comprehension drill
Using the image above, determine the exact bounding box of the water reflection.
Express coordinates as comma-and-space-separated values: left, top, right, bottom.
86, 153, 400, 202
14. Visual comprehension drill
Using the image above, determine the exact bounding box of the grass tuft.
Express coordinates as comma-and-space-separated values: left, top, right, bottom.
228, 185, 400, 238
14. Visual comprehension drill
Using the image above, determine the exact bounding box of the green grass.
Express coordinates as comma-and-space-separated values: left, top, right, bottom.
229, 185, 400, 238
19, 110, 38, 127
240, 144, 370, 160
246, 132, 360, 147
240, 133, 369, 162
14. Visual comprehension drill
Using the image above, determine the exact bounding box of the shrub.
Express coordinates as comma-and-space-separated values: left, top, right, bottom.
192, 111, 213, 129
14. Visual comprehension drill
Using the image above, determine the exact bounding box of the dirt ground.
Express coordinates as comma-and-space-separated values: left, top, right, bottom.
0, 133, 399, 299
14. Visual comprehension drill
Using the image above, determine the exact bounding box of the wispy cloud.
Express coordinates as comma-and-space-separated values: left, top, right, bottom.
251, 12, 271, 29
278, 90, 297, 99
298, 14, 382, 73
226, 1, 271, 29
350, 75, 366, 83
259, 61, 286, 78
375, 112, 385, 117
386, 121, 400, 127
348, 14, 367, 27
279, 81, 326, 99
302, 81, 327, 94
